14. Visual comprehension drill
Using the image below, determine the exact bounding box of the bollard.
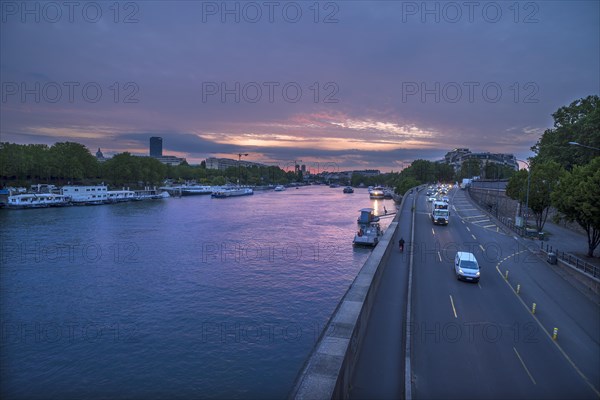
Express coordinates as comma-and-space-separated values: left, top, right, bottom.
516, 284, 521, 294
504, 270, 509, 280
552, 327, 558, 340
532, 303, 536, 314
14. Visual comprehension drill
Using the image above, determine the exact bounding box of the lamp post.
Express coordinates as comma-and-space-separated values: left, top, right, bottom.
568, 141, 600, 151
237, 153, 249, 186
517, 159, 531, 232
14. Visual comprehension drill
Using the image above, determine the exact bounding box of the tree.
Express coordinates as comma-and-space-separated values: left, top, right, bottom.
552, 157, 600, 257
506, 161, 561, 232
459, 159, 481, 180
532, 95, 600, 170
395, 177, 420, 195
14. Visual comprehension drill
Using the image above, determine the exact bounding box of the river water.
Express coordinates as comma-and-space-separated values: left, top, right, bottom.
0, 186, 395, 399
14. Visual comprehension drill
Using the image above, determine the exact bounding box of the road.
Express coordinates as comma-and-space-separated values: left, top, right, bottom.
351, 187, 600, 399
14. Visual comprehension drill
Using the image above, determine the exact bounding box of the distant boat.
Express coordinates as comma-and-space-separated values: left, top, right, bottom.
180, 185, 214, 195
7, 193, 71, 209
211, 187, 254, 198
343, 186, 354, 193
106, 190, 136, 203
274, 185, 286, 191
369, 186, 385, 199
134, 188, 170, 200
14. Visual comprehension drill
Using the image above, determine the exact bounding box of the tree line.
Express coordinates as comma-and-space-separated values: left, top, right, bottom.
504, 95, 599, 257
0, 143, 299, 187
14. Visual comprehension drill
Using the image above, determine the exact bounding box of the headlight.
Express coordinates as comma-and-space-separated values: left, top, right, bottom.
476, 271, 480, 276
458, 269, 464, 274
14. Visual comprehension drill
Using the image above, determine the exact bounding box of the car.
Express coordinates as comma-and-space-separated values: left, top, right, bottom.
442, 196, 449, 203
454, 252, 480, 282
427, 196, 436, 202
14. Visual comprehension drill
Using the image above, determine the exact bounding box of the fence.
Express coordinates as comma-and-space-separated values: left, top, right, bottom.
540, 242, 600, 280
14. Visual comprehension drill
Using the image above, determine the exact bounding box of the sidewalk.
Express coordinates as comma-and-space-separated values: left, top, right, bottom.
542, 220, 600, 265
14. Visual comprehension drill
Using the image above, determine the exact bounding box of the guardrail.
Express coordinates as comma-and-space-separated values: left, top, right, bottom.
540, 242, 600, 281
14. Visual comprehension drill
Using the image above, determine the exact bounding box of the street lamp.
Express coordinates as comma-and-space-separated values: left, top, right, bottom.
568, 142, 600, 151
516, 159, 531, 232
237, 153, 249, 185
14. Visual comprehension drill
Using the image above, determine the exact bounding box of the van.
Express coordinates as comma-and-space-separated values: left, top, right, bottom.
454, 252, 480, 282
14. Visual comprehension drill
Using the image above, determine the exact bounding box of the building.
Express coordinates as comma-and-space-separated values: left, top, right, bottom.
152, 155, 186, 166
444, 148, 518, 171
205, 157, 267, 171
96, 148, 106, 162
352, 169, 381, 177
150, 137, 163, 157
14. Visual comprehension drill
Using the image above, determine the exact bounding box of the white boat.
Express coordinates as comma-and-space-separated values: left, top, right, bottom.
353, 208, 383, 247
7, 193, 71, 209
274, 185, 286, 191
211, 187, 254, 198
134, 188, 170, 200
369, 186, 385, 199
107, 190, 136, 203
61, 185, 108, 205
180, 185, 214, 195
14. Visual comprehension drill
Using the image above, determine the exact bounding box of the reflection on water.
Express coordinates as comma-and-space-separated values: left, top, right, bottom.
0, 186, 395, 399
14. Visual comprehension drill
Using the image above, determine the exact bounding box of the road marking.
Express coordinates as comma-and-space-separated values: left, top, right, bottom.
478, 283, 482, 289
479, 245, 485, 251
483, 224, 496, 228
471, 219, 490, 224
461, 220, 465, 224
463, 215, 486, 219
449, 295, 458, 318
471, 234, 477, 240
432, 228, 435, 235
513, 347, 537, 385
437, 251, 442, 262
497, 252, 600, 398
466, 226, 471, 232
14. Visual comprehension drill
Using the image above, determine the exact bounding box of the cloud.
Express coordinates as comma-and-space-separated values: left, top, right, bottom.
1, 1, 598, 170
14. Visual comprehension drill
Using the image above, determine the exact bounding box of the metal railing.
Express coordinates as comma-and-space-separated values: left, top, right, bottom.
540, 242, 600, 280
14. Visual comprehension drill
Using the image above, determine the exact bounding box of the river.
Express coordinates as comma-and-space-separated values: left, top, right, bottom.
0, 185, 396, 399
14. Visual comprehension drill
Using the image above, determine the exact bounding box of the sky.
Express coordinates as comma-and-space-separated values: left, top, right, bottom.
1, 0, 599, 172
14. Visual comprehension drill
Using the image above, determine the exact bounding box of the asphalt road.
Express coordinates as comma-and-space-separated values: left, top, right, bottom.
350, 187, 600, 399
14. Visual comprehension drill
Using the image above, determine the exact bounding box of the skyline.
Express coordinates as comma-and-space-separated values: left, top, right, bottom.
1, 1, 599, 171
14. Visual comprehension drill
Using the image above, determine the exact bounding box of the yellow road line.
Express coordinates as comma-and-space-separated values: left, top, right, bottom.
449, 295, 458, 318
513, 347, 537, 385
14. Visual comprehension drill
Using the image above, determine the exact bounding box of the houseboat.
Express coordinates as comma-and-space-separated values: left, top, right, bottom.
211, 187, 254, 198
6, 193, 71, 209
61, 185, 108, 205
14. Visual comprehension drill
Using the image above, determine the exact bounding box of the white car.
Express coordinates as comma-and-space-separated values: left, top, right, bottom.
454, 252, 480, 283
427, 196, 436, 202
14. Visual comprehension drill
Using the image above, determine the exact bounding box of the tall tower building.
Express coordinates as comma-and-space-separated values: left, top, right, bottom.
150, 137, 163, 157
